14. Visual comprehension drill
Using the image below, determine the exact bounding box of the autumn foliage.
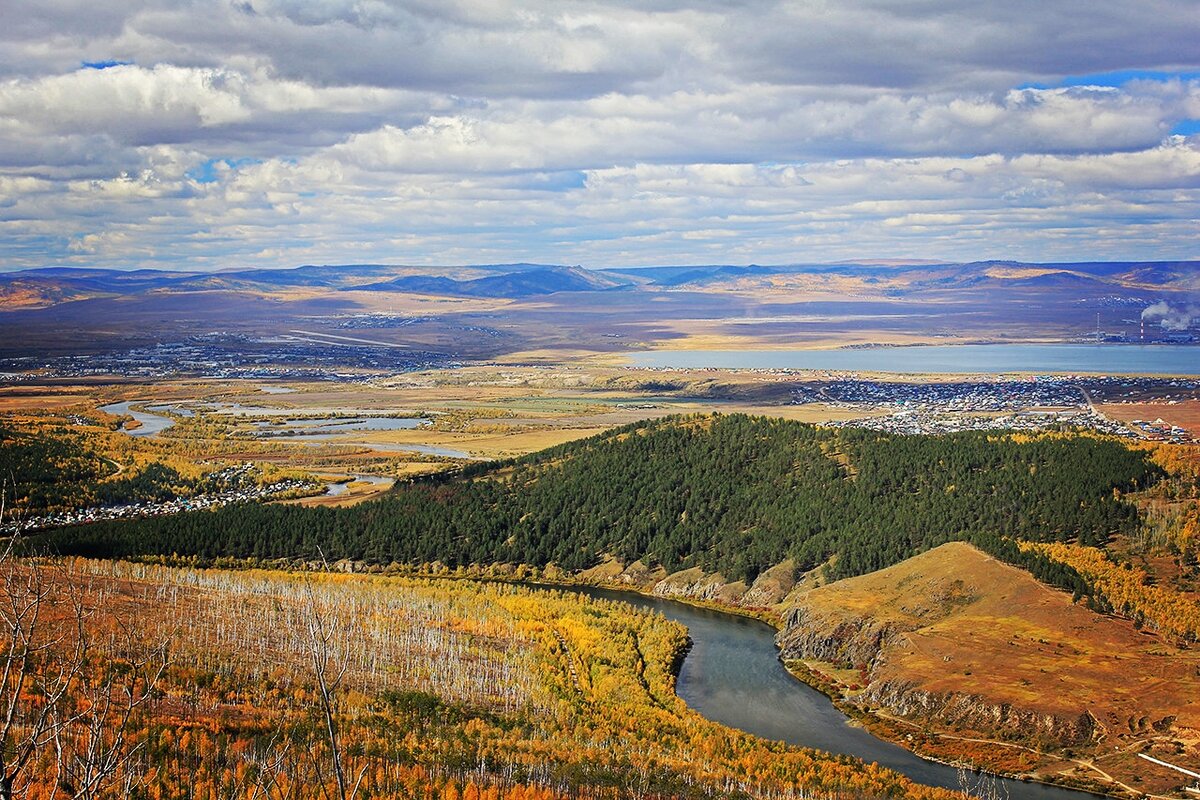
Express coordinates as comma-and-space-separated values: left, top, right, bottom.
7, 559, 959, 800
1021, 541, 1200, 642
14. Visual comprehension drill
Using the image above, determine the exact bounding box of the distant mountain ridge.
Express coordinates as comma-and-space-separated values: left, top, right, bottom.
1, 260, 1197, 310
354, 265, 628, 297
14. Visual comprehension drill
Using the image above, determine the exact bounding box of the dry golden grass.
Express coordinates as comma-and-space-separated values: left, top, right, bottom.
278, 474, 402, 508
337, 289, 513, 314
785, 542, 1200, 794
343, 425, 618, 459
617, 329, 969, 351
0, 386, 96, 411
794, 543, 1200, 721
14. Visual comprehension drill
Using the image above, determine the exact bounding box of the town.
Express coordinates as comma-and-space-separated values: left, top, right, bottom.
791, 376, 1200, 441
827, 408, 1141, 438
0, 332, 459, 382
1, 465, 321, 535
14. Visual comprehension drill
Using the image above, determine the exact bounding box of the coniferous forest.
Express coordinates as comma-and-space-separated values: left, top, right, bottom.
33, 414, 1161, 584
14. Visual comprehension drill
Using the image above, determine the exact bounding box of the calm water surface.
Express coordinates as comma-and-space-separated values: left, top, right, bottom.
252, 417, 427, 433
630, 344, 1199, 375
563, 585, 1102, 800
322, 474, 395, 496
99, 402, 176, 436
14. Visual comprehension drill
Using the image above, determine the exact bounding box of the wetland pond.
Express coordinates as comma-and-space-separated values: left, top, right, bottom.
564, 585, 1104, 800
101, 404, 470, 457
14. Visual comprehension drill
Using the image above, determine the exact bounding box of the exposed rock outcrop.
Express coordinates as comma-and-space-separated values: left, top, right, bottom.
772, 542, 1200, 759
779, 605, 905, 669
652, 568, 747, 603
862, 680, 1097, 746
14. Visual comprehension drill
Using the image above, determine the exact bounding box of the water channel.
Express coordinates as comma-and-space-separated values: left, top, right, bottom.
101, 403, 467, 456
98, 401, 178, 436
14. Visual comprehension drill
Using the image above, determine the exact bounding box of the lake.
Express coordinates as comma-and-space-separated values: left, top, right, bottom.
628, 344, 1199, 375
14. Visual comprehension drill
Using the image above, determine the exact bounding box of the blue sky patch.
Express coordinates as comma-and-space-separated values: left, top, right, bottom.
1172, 119, 1200, 136
186, 158, 262, 184
1020, 69, 1200, 90
81, 60, 132, 70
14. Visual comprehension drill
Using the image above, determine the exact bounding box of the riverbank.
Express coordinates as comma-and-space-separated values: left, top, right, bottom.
90, 553, 1173, 798
779, 658, 1124, 798
543, 575, 1123, 798
445, 563, 1120, 798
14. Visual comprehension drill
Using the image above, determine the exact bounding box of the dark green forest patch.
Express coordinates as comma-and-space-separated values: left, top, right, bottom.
30, 415, 1161, 583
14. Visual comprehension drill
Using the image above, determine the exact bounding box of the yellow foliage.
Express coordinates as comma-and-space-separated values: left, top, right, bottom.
1021, 541, 1200, 642
41, 560, 959, 800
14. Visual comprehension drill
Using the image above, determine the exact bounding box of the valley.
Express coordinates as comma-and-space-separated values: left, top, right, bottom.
3, 260, 1200, 799
2, 262, 1198, 378
13, 408, 1199, 796
6, 3, 1200, 797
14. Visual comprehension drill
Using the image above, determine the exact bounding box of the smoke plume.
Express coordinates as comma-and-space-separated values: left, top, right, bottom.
1141, 301, 1199, 331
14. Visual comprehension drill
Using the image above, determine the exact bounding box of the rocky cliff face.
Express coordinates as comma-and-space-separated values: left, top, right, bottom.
863, 680, 1097, 745
650, 567, 746, 603
778, 605, 903, 669
778, 603, 1100, 746
582, 558, 799, 608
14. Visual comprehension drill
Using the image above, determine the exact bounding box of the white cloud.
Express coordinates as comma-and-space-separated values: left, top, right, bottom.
0, 1, 1198, 268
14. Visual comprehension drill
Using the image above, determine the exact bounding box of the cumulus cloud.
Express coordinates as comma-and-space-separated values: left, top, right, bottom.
0, 0, 1198, 268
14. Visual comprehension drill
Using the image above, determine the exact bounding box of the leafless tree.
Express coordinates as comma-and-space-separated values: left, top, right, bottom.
957, 764, 1009, 800
49, 634, 168, 800
0, 479, 168, 800
0, 475, 85, 800
301, 572, 367, 800
242, 731, 298, 800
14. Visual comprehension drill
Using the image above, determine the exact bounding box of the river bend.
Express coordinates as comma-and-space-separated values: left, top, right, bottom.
565, 585, 1102, 800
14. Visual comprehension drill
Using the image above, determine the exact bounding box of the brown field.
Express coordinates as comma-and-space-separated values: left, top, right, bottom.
1099, 400, 1200, 437
0, 385, 97, 411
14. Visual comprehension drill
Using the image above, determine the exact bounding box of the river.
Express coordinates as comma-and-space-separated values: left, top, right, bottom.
100, 403, 469, 456
564, 585, 1103, 800
99, 401, 177, 436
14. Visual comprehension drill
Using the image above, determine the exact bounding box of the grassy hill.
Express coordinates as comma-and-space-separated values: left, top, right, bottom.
33, 414, 1160, 587
779, 541, 1200, 795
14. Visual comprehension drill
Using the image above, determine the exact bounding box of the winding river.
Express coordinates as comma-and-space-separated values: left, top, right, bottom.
566, 585, 1103, 800
95, 401, 1106, 796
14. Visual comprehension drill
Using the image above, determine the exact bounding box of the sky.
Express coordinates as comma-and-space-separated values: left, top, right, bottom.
0, 0, 1198, 271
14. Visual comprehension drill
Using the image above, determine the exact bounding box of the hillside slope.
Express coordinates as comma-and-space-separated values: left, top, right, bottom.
779, 542, 1200, 794
357, 265, 629, 297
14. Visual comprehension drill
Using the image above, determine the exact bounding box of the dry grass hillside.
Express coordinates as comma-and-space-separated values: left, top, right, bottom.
779, 542, 1200, 796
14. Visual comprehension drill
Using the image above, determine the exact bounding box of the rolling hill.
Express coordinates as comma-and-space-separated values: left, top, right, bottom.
4, 260, 1198, 310
3, 260, 1197, 363
33, 414, 1159, 586
355, 265, 630, 297
779, 541, 1200, 795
